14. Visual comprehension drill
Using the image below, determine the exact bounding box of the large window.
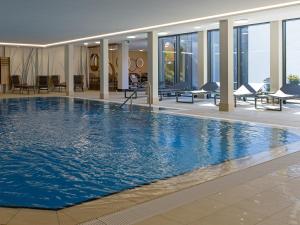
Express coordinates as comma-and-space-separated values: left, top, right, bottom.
158, 37, 176, 88
159, 33, 198, 89
284, 19, 300, 85
247, 24, 270, 85
208, 24, 270, 89
208, 30, 220, 82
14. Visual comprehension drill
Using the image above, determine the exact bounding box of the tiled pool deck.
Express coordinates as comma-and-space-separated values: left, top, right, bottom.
1, 91, 300, 225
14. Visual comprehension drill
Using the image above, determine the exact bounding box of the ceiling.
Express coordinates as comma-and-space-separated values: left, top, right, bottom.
0, 0, 299, 45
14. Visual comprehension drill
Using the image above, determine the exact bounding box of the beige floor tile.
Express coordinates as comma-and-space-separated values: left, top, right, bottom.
234, 189, 293, 217
209, 184, 260, 205
0, 208, 20, 225
162, 198, 226, 224
190, 206, 265, 225
57, 212, 78, 225
272, 177, 300, 200
134, 215, 182, 225
61, 198, 135, 223
7, 209, 59, 225
246, 172, 290, 192
256, 205, 300, 225
286, 164, 300, 179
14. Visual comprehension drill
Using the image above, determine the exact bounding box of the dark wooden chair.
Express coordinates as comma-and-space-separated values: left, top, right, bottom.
10, 75, 34, 94
50, 75, 66, 92
37, 76, 49, 93
74, 75, 84, 92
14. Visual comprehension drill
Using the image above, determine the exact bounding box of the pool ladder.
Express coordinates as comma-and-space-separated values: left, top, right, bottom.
119, 81, 152, 109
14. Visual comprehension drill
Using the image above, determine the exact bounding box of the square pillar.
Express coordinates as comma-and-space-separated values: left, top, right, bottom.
0, 46, 4, 57
198, 30, 208, 88
100, 39, 109, 99
219, 19, 234, 112
270, 21, 283, 92
147, 31, 159, 104
65, 44, 74, 96
35, 49, 39, 78
117, 41, 129, 90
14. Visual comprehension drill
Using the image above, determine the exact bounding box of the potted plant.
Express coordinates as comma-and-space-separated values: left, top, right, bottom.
288, 74, 300, 85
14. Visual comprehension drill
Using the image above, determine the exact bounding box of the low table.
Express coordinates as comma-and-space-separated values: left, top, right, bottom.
254, 94, 270, 109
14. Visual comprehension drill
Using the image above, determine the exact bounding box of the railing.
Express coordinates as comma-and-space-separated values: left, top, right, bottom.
119, 81, 152, 109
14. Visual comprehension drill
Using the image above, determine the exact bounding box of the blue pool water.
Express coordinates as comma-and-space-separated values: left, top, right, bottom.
0, 97, 299, 209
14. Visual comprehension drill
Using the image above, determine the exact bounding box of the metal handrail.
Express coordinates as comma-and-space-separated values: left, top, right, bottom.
119, 81, 151, 109
119, 89, 139, 108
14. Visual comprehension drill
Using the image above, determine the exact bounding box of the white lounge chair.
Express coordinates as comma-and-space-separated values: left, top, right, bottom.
266, 84, 300, 111
234, 83, 264, 107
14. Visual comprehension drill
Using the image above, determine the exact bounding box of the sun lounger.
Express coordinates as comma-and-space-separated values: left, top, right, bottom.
234, 83, 264, 107
266, 84, 300, 111
176, 82, 220, 103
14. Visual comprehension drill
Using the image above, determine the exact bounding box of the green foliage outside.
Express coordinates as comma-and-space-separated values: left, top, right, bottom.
288, 74, 300, 85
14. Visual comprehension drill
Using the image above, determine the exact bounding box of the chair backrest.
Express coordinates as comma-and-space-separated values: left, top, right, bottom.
74, 75, 83, 85
50, 75, 60, 85
129, 74, 139, 84
173, 82, 190, 90
200, 82, 220, 92
248, 83, 264, 93
38, 76, 49, 86
281, 84, 300, 96
11, 75, 20, 86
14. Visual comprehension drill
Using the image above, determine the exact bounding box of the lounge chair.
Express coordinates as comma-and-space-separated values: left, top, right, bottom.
74, 75, 84, 92
50, 75, 66, 92
11, 75, 35, 94
234, 83, 264, 107
37, 76, 49, 93
158, 82, 191, 101
11, 75, 24, 93
176, 82, 220, 103
267, 84, 300, 111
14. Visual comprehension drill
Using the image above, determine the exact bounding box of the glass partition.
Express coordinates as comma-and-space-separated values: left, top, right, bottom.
158, 37, 176, 88
284, 19, 300, 85
208, 30, 220, 82
208, 24, 270, 90
159, 33, 198, 89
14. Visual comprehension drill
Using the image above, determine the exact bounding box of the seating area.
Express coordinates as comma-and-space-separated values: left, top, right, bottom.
8, 75, 82, 94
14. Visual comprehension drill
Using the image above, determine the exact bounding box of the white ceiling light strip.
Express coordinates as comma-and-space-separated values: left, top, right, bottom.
0, 0, 300, 48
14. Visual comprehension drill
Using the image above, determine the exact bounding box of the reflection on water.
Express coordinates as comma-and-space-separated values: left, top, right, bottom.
0, 97, 299, 209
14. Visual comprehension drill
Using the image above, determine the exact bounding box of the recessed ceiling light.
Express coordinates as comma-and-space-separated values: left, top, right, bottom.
194, 26, 202, 30
139, 49, 145, 52
127, 36, 136, 39
83, 42, 89, 46
158, 32, 169, 36
234, 19, 249, 25
109, 48, 117, 51
95, 41, 100, 44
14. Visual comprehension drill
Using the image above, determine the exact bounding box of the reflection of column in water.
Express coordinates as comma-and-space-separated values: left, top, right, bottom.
270, 128, 287, 158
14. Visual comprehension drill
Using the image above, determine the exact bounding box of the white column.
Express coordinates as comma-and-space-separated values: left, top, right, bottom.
65, 44, 74, 96
117, 41, 129, 90
219, 19, 234, 112
270, 21, 283, 92
198, 30, 208, 88
0, 46, 4, 57
100, 39, 109, 99
147, 31, 159, 104
35, 49, 39, 78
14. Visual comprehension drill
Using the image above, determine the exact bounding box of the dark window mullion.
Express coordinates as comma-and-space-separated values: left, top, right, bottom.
282, 21, 287, 85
